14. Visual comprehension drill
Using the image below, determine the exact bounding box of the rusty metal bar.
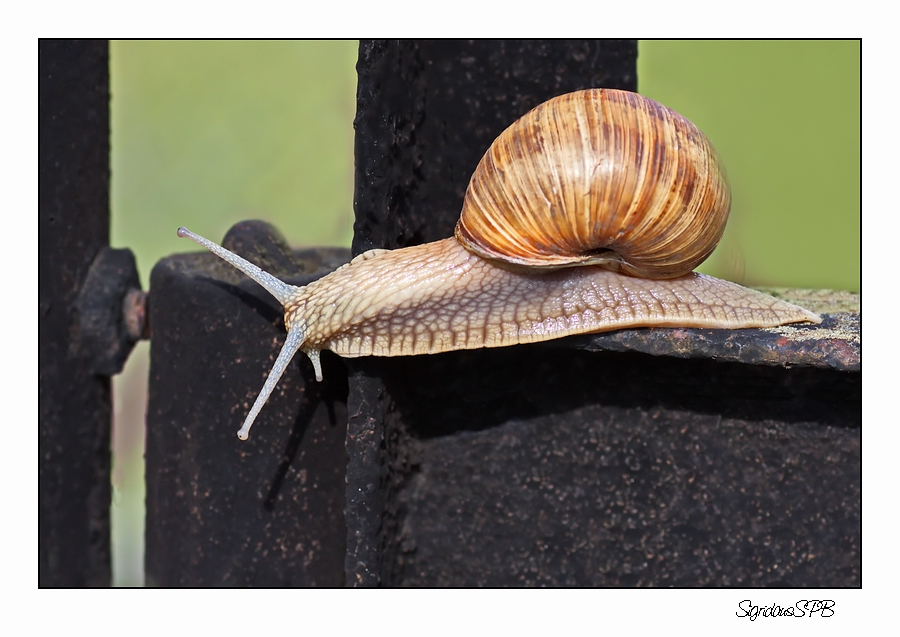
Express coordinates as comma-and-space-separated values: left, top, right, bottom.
39, 39, 112, 587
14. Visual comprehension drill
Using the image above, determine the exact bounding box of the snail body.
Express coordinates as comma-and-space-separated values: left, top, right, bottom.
178, 89, 820, 440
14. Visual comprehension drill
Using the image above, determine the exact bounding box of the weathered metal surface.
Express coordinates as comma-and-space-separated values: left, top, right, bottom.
145, 222, 351, 586
347, 39, 860, 587
570, 304, 860, 371
349, 39, 640, 586
364, 344, 860, 586
39, 39, 112, 587
393, 353, 859, 586
344, 363, 389, 586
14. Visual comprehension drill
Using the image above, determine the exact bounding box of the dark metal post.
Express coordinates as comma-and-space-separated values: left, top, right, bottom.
144, 223, 350, 586
348, 39, 641, 586
39, 39, 112, 587
348, 40, 860, 586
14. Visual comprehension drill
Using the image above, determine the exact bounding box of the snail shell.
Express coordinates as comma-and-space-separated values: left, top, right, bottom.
177, 89, 821, 440
456, 89, 730, 278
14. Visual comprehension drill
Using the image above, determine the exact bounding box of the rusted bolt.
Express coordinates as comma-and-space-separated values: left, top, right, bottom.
123, 288, 150, 341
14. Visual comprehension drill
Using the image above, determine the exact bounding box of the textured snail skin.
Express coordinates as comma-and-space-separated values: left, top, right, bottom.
293, 237, 820, 361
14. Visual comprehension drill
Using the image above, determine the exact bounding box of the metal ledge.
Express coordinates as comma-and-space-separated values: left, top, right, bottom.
562, 289, 860, 372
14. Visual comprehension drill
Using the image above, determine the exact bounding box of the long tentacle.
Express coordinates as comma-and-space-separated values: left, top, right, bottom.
178, 227, 316, 439
237, 326, 306, 440
177, 227, 299, 307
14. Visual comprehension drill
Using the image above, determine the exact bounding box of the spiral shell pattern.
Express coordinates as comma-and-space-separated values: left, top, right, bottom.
455, 89, 731, 279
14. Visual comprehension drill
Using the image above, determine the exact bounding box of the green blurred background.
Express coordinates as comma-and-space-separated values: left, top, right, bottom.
108, 40, 860, 586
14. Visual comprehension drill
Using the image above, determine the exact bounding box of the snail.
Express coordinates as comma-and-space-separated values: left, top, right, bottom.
178, 88, 821, 441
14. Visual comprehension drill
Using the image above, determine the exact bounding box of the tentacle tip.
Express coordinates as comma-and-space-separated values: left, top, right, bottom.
237, 428, 250, 441
177, 227, 190, 238
305, 349, 324, 382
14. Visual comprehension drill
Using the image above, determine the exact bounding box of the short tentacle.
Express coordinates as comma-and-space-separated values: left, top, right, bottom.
304, 349, 323, 382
